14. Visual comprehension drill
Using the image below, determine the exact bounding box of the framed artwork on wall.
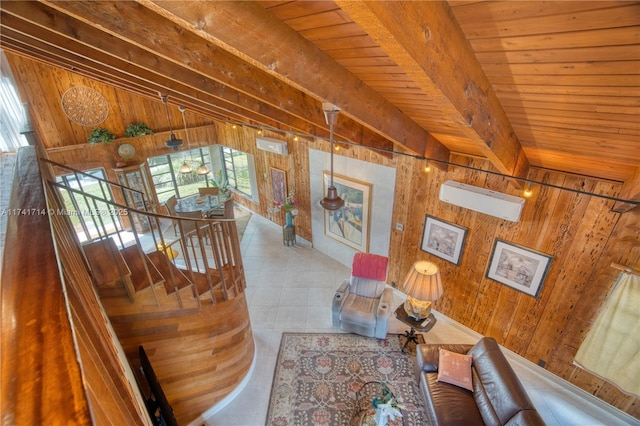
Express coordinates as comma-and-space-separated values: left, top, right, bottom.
486, 239, 553, 298
322, 172, 371, 252
270, 168, 287, 204
420, 215, 467, 265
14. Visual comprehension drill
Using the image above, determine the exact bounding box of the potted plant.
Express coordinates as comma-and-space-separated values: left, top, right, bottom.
125, 121, 154, 138
87, 127, 116, 144
209, 171, 230, 198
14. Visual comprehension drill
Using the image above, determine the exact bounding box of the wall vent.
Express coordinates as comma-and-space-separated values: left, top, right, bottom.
439, 180, 525, 222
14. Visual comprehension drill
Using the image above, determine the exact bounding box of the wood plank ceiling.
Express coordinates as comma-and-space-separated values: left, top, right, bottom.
1, 1, 638, 198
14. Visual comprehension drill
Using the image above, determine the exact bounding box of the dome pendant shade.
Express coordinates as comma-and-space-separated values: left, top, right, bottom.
320, 186, 344, 210
179, 161, 192, 174
196, 163, 210, 175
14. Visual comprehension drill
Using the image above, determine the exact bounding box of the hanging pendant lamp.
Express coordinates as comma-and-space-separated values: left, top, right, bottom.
320, 103, 344, 211
161, 94, 183, 151
178, 106, 193, 174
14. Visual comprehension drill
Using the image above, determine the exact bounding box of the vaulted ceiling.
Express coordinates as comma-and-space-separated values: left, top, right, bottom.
1, 1, 638, 202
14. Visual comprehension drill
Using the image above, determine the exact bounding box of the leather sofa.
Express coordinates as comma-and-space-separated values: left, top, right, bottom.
414, 337, 545, 425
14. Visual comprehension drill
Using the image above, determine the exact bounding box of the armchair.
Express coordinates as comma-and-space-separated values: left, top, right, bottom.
332, 253, 393, 339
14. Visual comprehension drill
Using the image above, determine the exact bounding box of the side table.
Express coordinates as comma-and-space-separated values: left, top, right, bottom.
394, 305, 436, 352
282, 225, 295, 246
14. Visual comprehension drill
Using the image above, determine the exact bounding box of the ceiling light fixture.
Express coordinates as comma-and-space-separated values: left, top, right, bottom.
161, 94, 183, 151
320, 103, 344, 211
178, 105, 193, 174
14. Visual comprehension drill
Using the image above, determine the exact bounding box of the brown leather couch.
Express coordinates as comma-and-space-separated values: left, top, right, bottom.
414, 337, 545, 425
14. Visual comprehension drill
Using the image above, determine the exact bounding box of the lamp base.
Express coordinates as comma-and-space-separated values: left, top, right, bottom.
403, 297, 432, 321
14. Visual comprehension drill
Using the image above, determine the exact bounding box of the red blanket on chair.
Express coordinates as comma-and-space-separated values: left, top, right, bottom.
352, 253, 388, 281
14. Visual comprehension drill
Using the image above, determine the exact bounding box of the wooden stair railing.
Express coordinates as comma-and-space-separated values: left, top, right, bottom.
39, 158, 246, 309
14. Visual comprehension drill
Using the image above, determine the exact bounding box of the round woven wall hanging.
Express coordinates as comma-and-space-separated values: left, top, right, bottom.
61, 86, 109, 126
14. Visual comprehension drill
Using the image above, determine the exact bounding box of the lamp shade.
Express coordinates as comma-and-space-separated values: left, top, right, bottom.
400, 261, 444, 301
196, 163, 211, 175
179, 161, 192, 174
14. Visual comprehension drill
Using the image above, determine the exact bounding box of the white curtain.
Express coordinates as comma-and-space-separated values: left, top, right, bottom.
574, 272, 640, 397
0, 50, 29, 152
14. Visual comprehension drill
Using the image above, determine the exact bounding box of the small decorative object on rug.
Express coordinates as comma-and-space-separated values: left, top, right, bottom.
266, 333, 426, 426
372, 383, 403, 426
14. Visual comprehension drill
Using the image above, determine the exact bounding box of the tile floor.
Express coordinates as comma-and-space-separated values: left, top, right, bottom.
202, 213, 639, 426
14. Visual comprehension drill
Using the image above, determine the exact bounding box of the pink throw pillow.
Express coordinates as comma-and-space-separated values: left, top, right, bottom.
437, 348, 473, 391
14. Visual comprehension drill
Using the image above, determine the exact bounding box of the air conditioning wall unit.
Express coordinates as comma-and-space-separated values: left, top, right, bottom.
256, 137, 288, 155
439, 180, 525, 222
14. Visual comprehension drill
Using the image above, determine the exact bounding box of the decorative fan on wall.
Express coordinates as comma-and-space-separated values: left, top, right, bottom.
116, 143, 135, 167
61, 86, 109, 126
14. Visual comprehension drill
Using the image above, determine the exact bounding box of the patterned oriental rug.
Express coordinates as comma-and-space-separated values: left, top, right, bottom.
266, 333, 428, 426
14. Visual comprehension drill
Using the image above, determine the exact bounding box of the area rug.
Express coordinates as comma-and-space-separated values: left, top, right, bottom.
266, 333, 427, 426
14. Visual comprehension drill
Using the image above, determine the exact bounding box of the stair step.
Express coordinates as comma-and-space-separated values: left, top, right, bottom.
120, 245, 163, 291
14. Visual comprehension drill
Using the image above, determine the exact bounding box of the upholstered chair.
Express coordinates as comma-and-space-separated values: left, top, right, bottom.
332, 253, 393, 339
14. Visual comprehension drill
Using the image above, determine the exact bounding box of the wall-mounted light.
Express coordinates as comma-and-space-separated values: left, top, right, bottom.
523, 181, 533, 197
424, 160, 432, 173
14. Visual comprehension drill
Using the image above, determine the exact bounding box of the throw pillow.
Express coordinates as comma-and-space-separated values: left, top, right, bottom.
437, 348, 473, 391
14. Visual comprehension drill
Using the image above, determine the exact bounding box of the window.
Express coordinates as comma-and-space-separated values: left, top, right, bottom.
56, 168, 121, 242
221, 146, 253, 198
148, 147, 213, 203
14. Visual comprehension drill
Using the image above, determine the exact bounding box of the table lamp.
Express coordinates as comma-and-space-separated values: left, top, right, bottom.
399, 260, 444, 320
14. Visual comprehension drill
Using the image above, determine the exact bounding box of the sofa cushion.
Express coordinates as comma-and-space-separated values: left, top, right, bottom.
437, 348, 473, 391
415, 344, 474, 375
420, 371, 484, 426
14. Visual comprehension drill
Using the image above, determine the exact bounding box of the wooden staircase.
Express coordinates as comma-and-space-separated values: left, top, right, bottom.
84, 236, 244, 311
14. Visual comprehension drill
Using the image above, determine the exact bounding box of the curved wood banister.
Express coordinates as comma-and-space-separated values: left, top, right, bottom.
1, 148, 91, 424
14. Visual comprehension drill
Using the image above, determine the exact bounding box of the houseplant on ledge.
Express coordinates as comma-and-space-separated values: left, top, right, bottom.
87, 127, 116, 144
125, 121, 154, 138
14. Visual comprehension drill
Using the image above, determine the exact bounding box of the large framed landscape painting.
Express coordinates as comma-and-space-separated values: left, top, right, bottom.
323, 172, 371, 252
486, 239, 553, 298
420, 215, 467, 265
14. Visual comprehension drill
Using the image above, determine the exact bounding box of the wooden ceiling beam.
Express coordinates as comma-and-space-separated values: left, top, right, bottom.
612, 166, 640, 213
141, 0, 450, 166
336, 0, 529, 180
0, 4, 316, 134
32, 0, 391, 152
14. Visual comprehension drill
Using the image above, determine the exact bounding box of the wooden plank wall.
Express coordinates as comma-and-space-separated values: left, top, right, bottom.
9, 52, 640, 418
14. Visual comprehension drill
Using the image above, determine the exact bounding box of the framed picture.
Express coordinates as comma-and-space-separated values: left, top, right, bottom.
323, 172, 371, 252
486, 239, 553, 298
420, 215, 467, 265
270, 168, 287, 204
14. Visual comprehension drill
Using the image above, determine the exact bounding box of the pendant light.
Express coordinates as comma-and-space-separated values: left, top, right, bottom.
320, 103, 344, 211
178, 106, 193, 174
161, 94, 183, 151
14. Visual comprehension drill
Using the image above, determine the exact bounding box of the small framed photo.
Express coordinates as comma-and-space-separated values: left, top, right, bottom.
420, 215, 467, 265
486, 239, 553, 298
270, 168, 287, 204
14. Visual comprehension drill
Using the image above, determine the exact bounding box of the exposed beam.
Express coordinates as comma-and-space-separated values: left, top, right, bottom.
141, 0, 450, 167
612, 165, 640, 213
336, 0, 529, 179
33, 0, 392, 152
